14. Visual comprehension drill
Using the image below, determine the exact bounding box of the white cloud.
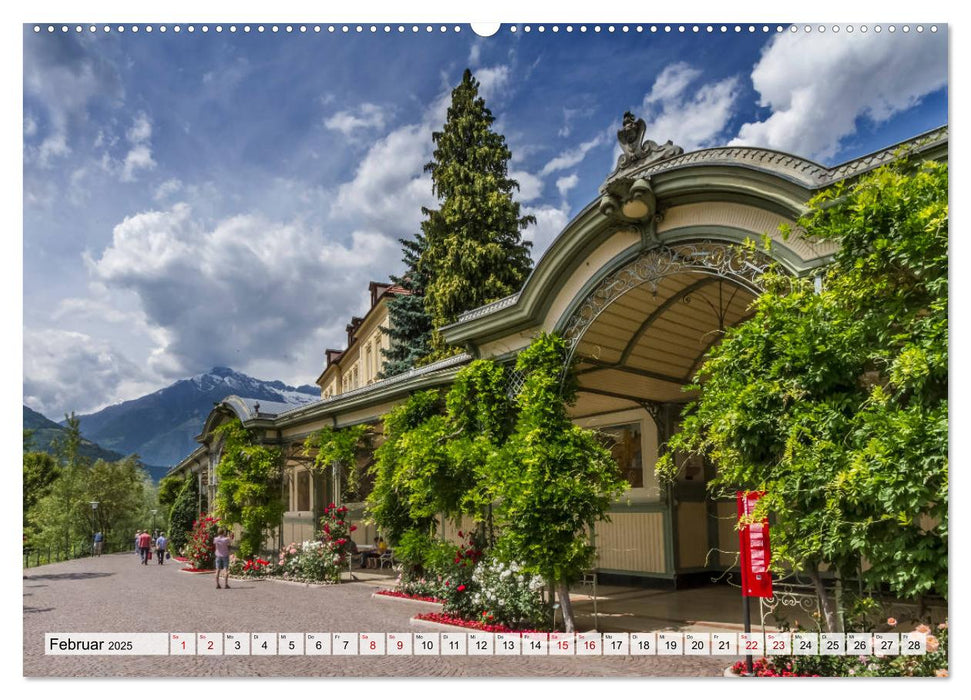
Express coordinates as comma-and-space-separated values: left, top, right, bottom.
23, 328, 151, 416
85, 204, 401, 382
468, 43, 482, 67
324, 103, 387, 136
23, 35, 123, 167
540, 134, 606, 176
522, 203, 571, 262
475, 65, 510, 102
121, 144, 156, 182
127, 112, 152, 144
154, 178, 183, 201
639, 63, 739, 152
555, 173, 579, 199
119, 112, 156, 181
331, 123, 435, 234
24, 114, 37, 137
511, 170, 543, 202
731, 30, 947, 161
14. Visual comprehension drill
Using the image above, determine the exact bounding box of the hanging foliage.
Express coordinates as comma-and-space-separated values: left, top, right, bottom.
366, 390, 443, 544
303, 424, 372, 501
657, 159, 948, 618
486, 333, 627, 632
212, 419, 286, 559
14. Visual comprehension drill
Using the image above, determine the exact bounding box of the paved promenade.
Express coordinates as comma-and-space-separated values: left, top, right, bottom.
24, 552, 730, 678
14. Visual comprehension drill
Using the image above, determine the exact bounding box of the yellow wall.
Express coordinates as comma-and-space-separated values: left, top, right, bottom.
318, 298, 392, 398
594, 511, 667, 574
677, 501, 710, 569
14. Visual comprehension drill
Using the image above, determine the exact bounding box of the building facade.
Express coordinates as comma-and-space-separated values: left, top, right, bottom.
169, 119, 948, 584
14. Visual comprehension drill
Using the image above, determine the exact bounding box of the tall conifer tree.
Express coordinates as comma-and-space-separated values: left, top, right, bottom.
419, 69, 534, 352
380, 232, 434, 378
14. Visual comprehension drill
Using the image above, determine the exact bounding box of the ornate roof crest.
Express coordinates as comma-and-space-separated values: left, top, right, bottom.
614, 111, 684, 173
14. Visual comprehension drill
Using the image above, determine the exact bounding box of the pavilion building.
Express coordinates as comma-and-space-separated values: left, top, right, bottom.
169, 119, 947, 586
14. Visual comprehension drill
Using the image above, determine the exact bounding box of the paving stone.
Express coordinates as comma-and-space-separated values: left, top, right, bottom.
23, 554, 730, 677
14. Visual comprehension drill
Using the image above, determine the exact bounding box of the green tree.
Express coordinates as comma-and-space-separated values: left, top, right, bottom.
213, 419, 286, 558
380, 233, 435, 378
81, 456, 149, 548
33, 413, 90, 554
23, 450, 59, 532
168, 476, 199, 555
658, 160, 948, 627
157, 474, 186, 510
420, 69, 534, 353
488, 333, 627, 632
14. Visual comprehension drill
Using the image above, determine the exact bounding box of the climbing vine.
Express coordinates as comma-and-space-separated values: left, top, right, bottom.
212, 419, 286, 559
303, 424, 371, 502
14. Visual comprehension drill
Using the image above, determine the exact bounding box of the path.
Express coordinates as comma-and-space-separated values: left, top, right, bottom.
23, 553, 731, 678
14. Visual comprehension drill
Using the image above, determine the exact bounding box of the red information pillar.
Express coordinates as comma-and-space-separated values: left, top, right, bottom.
737, 491, 773, 598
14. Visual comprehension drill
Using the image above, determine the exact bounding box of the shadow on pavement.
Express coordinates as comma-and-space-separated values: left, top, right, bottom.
24, 607, 55, 614
24, 572, 114, 582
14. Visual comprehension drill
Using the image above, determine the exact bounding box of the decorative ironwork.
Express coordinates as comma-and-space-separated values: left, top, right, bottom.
560, 241, 774, 364
760, 581, 824, 633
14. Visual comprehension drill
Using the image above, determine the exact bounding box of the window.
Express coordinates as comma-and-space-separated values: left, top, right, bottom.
599, 423, 643, 488
296, 470, 311, 511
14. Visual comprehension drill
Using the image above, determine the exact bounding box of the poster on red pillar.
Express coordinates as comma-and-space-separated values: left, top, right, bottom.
737, 491, 773, 598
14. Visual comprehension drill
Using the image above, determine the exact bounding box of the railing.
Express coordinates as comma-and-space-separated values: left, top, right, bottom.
23, 541, 134, 568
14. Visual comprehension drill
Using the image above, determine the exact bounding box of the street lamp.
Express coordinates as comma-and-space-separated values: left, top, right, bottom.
150, 509, 158, 533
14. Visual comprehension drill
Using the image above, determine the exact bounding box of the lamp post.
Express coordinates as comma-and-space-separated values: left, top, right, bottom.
151, 509, 158, 533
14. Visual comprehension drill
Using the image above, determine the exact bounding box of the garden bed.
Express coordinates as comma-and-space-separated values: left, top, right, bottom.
374, 590, 443, 604
412, 611, 545, 634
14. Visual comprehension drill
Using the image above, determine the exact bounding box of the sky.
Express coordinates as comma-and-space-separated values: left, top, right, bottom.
22, 22, 949, 418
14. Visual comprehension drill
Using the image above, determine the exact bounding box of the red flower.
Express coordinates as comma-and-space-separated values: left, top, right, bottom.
349, 525, 357, 532
457, 584, 466, 592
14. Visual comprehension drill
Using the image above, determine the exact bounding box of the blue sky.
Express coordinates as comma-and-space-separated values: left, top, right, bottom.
22, 22, 948, 417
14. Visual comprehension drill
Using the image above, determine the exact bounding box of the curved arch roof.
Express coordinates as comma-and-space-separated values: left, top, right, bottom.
442, 125, 947, 349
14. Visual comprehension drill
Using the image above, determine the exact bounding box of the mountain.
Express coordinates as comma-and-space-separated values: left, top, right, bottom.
64, 367, 318, 470
22, 405, 170, 480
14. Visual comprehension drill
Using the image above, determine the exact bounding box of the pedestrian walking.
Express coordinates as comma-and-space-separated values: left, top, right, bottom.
134, 531, 140, 555
137, 530, 152, 565
155, 533, 167, 565
93, 531, 103, 557
213, 528, 232, 589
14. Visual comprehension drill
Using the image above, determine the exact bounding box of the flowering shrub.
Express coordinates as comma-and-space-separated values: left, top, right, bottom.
277, 540, 342, 583
393, 529, 470, 600
466, 557, 550, 630
438, 531, 485, 618
184, 514, 220, 570
733, 619, 949, 677
229, 555, 274, 578
318, 503, 357, 571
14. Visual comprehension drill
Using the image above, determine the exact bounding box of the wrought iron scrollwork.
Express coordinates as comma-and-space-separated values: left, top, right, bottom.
561, 241, 774, 364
